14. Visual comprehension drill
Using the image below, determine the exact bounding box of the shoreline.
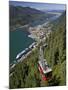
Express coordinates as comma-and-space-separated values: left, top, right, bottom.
10, 20, 51, 69
10, 41, 37, 69
10, 24, 29, 31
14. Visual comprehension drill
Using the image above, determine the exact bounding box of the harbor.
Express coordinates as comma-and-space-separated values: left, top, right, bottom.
10, 13, 61, 70
10, 42, 38, 69
10, 20, 52, 70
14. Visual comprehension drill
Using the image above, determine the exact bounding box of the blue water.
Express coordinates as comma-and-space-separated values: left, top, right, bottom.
10, 28, 34, 64
10, 14, 60, 64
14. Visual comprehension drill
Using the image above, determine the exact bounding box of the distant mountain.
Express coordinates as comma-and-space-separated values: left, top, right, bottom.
42, 9, 65, 13
9, 5, 55, 29
9, 5, 45, 27
10, 5, 44, 18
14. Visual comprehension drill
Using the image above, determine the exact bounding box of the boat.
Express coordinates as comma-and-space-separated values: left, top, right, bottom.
29, 42, 36, 49
16, 42, 36, 60
16, 50, 26, 60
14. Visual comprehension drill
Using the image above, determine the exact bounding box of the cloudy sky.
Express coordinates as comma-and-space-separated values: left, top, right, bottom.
9, 1, 66, 11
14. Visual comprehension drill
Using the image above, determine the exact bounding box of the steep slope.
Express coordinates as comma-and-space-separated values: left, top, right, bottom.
9, 5, 44, 26
9, 5, 54, 28
44, 11, 66, 85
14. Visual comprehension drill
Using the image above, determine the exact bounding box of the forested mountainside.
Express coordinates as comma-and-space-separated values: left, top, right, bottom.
9, 11, 66, 88
9, 5, 55, 28
44, 11, 66, 85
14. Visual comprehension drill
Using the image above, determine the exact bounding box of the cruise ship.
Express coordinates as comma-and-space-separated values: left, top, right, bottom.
16, 50, 26, 60
16, 42, 36, 60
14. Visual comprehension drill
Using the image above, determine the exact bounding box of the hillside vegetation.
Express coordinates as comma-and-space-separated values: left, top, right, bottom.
9, 5, 55, 29
44, 11, 66, 86
9, 12, 66, 88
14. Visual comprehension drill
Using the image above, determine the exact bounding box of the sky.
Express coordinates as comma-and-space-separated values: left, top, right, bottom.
9, 1, 66, 11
